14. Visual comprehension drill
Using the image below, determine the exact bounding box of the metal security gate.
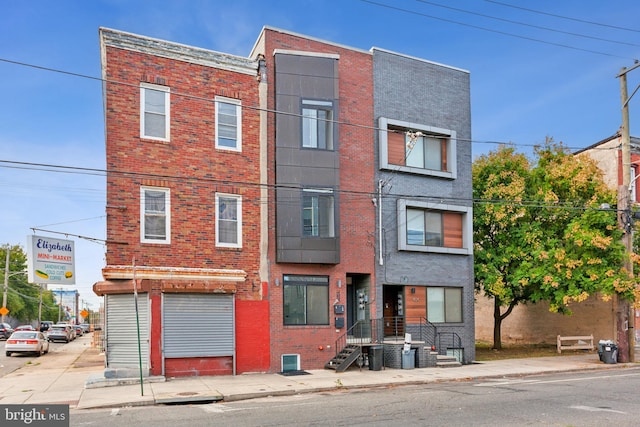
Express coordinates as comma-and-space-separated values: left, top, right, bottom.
105, 293, 149, 374
163, 293, 234, 360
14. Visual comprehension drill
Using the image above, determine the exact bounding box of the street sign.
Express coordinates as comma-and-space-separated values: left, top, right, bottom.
81, 309, 89, 318
0, 307, 9, 316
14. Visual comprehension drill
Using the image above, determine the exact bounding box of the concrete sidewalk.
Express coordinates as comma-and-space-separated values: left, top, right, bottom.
0, 334, 634, 410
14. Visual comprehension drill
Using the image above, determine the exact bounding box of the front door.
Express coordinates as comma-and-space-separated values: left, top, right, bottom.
383, 285, 404, 337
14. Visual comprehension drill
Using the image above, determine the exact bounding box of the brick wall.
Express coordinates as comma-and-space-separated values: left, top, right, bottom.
475, 292, 616, 345
103, 44, 262, 300
261, 29, 376, 371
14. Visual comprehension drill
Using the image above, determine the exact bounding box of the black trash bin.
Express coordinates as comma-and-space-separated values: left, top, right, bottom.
601, 342, 618, 364
598, 340, 614, 362
369, 345, 383, 371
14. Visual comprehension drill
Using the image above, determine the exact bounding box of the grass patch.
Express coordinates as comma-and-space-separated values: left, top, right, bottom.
475, 341, 575, 361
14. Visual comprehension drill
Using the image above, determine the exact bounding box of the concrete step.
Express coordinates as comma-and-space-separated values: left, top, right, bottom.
436, 360, 462, 368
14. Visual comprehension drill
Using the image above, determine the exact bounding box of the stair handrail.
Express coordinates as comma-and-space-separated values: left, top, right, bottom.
436, 331, 462, 355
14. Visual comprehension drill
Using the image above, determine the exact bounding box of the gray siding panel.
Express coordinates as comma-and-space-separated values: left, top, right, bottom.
275, 52, 341, 264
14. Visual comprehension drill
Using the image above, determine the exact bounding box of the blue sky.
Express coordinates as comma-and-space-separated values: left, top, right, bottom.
1, 0, 640, 308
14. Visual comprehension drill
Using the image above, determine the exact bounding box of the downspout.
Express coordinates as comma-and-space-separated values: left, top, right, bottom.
378, 179, 384, 266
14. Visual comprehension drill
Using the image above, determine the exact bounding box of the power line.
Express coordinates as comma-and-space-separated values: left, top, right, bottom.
360, 0, 636, 60
0, 158, 620, 214
0, 57, 623, 152
415, 0, 640, 48
484, 0, 640, 34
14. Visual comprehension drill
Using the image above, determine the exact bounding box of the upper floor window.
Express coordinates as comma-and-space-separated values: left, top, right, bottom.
216, 193, 242, 248
140, 83, 170, 141
141, 186, 170, 244
406, 133, 446, 171
302, 100, 334, 150
302, 188, 335, 238
216, 97, 242, 151
397, 199, 472, 255
379, 117, 456, 179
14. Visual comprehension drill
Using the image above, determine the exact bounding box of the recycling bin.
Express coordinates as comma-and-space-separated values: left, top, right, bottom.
402, 349, 416, 369
369, 345, 383, 371
601, 342, 618, 364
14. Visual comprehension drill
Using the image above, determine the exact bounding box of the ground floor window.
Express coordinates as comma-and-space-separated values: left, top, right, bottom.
283, 275, 329, 325
427, 287, 462, 323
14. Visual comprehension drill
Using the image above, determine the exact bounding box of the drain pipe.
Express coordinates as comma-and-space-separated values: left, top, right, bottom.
378, 179, 384, 266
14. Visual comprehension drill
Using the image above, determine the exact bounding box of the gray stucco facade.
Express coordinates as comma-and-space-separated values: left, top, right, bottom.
372, 48, 475, 363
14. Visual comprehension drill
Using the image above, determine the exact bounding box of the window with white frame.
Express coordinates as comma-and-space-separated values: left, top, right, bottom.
140, 83, 170, 141
141, 186, 170, 243
397, 199, 472, 255
216, 193, 242, 247
427, 287, 462, 323
379, 117, 456, 179
215, 97, 242, 151
302, 188, 335, 237
283, 275, 329, 325
302, 100, 334, 150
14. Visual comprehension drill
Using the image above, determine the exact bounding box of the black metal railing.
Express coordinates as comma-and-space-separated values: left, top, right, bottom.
331, 317, 438, 360
436, 331, 462, 355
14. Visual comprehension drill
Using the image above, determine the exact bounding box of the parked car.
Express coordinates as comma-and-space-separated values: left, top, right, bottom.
14, 325, 36, 331
74, 325, 84, 336
79, 323, 91, 333
0, 322, 14, 339
47, 325, 71, 343
5, 331, 50, 356
55, 323, 76, 340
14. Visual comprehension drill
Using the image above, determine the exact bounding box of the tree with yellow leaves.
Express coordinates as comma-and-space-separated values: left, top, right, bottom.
473, 140, 637, 349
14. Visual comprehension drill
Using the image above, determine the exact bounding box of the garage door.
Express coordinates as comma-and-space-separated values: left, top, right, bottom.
163, 293, 234, 357
105, 293, 149, 371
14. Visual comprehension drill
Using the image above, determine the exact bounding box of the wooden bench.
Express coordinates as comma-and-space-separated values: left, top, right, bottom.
557, 334, 594, 353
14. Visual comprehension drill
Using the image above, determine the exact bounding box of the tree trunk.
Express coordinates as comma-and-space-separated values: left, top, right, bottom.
493, 298, 502, 350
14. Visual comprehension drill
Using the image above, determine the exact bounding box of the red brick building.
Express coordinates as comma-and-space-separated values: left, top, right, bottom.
252, 28, 376, 371
95, 28, 268, 377
95, 26, 473, 377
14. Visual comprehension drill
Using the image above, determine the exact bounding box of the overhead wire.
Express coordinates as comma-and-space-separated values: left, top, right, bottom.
484, 0, 640, 34
0, 56, 623, 152
359, 0, 637, 60
414, 0, 640, 48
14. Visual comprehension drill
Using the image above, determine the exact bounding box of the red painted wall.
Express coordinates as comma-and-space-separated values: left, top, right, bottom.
165, 357, 233, 377
235, 300, 270, 372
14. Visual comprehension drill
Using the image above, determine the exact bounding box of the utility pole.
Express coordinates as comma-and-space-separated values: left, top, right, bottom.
2, 246, 9, 324
617, 63, 640, 362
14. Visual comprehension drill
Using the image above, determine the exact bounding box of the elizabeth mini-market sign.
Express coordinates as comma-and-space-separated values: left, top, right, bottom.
27, 235, 76, 285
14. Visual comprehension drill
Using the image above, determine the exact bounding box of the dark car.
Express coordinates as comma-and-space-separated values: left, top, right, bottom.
40, 321, 53, 332
74, 325, 84, 337
0, 322, 14, 339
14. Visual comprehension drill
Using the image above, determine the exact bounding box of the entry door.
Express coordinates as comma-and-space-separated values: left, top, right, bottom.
383, 285, 404, 337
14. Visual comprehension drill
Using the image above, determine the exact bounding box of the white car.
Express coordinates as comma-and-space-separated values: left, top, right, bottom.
5, 331, 50, 357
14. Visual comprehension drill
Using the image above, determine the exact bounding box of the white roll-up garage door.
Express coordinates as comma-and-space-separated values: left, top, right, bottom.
163, 293, 234, 358
105, 293, 149, 371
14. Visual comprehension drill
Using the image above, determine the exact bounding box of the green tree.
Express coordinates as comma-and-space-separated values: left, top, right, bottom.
473, 141, 638, 349
1, 244, 59, 324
